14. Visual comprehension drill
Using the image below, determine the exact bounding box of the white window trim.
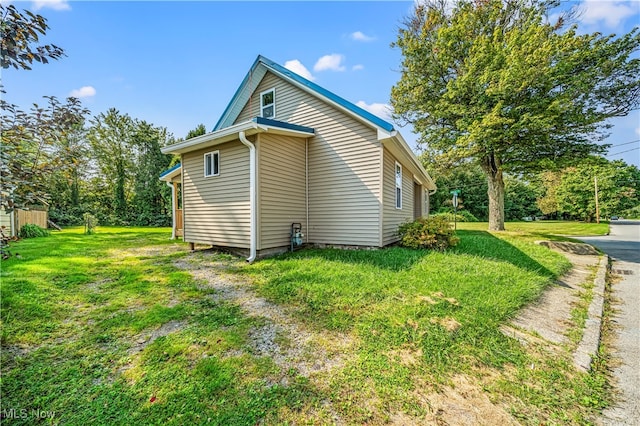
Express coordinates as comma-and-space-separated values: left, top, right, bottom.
204, 150, 220, 177
260, 88, 275, 119
395, 162, 402, 210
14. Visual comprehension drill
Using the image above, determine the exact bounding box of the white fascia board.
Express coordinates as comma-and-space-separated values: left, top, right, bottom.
255, 124, 315, 138
162, 120, 315, 155
161, 121, 258, 154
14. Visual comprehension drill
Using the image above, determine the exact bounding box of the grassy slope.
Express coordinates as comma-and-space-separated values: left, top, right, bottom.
1, 224, 608, 425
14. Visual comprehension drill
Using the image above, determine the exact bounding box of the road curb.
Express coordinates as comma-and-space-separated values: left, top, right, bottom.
573, 254, 609, 372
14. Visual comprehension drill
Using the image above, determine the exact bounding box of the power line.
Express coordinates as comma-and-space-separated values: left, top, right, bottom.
607, 146, 640, 157
608, 139, 640, 148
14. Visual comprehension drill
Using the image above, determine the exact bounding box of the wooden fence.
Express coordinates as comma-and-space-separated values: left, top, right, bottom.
16, 209, 48, 231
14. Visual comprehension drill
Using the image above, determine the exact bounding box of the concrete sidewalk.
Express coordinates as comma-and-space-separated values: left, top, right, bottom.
578, 221, 640, 426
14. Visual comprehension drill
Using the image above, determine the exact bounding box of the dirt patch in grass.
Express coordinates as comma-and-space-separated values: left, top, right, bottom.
107, 244, 185, 259
174, 251, 355, 379
420, 375, 519, 426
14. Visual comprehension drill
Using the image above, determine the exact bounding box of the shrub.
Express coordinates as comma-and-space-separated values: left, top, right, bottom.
18, 224, 50, 239
432, 210, 479, 222
398, 216, 459, 250
49, 207, 84, 226
83, 213, 98, 235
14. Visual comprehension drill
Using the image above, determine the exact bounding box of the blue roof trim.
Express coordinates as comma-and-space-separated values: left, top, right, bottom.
213, 57, 260, 131
214, 55, 395, 133
252, 116, 315, 134
159, 163, 181, 178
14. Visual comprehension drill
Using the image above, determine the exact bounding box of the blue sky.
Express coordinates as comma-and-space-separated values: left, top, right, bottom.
3, 0, 640, 167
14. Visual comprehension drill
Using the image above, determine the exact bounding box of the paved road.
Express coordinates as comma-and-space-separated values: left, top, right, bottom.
578, 220, 640, 425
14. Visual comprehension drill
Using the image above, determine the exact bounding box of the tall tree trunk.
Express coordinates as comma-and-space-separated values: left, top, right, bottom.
71, 168, 80, 207
115, 161, 127, 219
482, 154, 505, 231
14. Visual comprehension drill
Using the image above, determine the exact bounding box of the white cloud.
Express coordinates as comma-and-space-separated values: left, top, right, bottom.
578, 0, 637, 28
356, 101, 392, 120
636, 127, 640, 136
32, 0, 71, 11
352, 64, 364, 71
313, 54, 346, 72
284, 59, 315, 81
69, 86, 96, 98
351, 31, 375, 42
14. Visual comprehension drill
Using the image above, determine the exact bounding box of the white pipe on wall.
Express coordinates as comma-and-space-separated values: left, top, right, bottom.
238, 131, 257, 263
166, 181, 176, 239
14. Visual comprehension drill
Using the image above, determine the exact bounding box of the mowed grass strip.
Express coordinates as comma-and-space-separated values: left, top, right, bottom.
1, 223, 609, 425
457, 220, 610, 238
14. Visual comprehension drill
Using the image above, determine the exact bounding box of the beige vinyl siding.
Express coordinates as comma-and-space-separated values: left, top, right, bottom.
236, 71, 381, 246
182, 140, 250, 247
382, 147, 414, 246
257, 133, 307, 250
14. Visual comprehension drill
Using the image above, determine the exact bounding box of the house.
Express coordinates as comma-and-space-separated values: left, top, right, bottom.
160, 55, 436, 261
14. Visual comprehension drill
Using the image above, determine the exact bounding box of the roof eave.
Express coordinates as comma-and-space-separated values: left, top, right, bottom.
162, 119, 314, 155
159, 165, 182, 182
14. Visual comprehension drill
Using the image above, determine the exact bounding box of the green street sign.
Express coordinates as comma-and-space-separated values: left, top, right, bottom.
450, 190, 461, 195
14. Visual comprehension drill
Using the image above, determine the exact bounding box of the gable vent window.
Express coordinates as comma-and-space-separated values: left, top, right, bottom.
395, 162, 402, 209
260, 88, 275, 119
204, 151, 220, 177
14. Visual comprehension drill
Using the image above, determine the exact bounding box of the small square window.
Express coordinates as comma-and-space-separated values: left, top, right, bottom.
260, 88, 275, 119
204, 151, 219, 177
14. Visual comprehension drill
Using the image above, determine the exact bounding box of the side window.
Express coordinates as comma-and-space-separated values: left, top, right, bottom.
260, 88, 275, 119
204, 151, 220, 177
395, 162, 402, 209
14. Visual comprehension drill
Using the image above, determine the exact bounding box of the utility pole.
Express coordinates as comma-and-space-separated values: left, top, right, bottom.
594, 176, 600, 223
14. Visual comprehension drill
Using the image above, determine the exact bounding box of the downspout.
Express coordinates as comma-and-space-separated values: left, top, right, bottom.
165, 181, 176, 240
9, 209, 15, 237
239, 131, 257, 263
305, 138, 309, 243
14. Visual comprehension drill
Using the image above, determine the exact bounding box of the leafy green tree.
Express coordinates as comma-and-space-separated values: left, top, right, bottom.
185, 123, 207, 140
45, 122, 89, 224
392, 0, 640, 230
555, 158, 639, 221
504, 176, 541, 220
131, 121, 172, 226
1, 4, 65, 70
87, 109, 136, 221
427, 162, 488, 220
0, 96, 88, 212
536, 170, 562, 219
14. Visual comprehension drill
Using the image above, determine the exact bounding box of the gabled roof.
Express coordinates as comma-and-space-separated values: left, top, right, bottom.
214, 55, 395, 133
161, 117, 315, 156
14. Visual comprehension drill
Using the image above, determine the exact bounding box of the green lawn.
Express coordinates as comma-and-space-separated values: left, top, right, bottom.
457, 220, 609, 237
1, 226, 609, 425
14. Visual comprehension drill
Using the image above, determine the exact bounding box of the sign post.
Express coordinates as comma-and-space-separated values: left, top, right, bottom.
450, 190, 460, 230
